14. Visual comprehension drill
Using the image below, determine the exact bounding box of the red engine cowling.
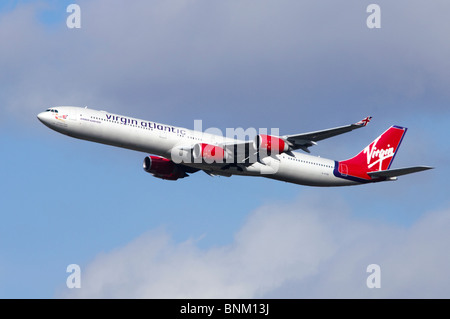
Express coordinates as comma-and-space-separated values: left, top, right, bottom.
254, 134, 289, 155
193, 143, 226, 163
143, 156, 187, 180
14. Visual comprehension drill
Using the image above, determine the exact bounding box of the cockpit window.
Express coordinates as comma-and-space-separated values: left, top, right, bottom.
45, 109, 59, 113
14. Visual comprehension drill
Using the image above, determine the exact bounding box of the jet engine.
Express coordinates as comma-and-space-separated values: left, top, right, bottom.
143, 156, 187, 180
254, 134, 289, 155
192, 143, 226, 163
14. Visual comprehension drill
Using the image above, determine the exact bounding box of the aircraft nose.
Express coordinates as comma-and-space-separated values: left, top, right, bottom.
37, 111, 51, 125
37, 112, 45, 123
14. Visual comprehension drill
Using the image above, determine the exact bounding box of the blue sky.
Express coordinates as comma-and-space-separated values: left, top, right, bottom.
0, 0, 449, 298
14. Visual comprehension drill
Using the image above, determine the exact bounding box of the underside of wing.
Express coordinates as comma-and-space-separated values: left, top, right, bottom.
220, 140, 257, 164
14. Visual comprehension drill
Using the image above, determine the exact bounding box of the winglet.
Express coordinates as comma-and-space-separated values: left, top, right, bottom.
355, 116, 372, 127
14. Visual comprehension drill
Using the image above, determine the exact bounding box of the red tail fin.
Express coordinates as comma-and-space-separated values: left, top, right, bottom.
337, 126, 407, 180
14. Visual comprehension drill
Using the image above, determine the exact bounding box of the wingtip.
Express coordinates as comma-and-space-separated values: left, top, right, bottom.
355, 116, 372, 127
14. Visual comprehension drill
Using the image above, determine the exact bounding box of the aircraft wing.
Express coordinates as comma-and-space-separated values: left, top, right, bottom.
217, 116, 373, 160
367, 166, 433, 179
282, 116, 372, 153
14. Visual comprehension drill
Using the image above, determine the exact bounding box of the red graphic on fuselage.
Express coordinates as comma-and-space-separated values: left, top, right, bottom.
55, 114, 68, 121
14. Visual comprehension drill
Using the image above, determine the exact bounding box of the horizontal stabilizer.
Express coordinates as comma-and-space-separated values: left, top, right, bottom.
367, 166, 433, 179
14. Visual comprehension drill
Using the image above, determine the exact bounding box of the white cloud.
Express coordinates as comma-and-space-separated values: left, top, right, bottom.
60, 194, 450, 298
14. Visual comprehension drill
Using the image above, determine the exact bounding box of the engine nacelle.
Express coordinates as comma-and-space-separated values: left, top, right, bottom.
143, 156, 187, 180
254, 134, 289, 155
192, 143, 226, 163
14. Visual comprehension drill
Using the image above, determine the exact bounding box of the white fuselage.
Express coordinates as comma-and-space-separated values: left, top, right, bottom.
37, 106, 356, 186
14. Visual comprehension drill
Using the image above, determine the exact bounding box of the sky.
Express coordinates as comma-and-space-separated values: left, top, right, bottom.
0, 0, 449, 298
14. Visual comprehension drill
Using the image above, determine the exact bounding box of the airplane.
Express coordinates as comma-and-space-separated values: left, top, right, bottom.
37, 106, 432, 187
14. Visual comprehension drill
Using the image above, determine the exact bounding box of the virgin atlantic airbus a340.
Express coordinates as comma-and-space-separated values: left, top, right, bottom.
37, 106, 432, 186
